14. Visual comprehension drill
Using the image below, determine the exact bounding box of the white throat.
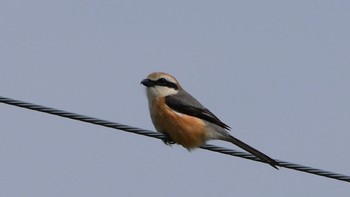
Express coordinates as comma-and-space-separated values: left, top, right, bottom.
146, 86, 178, 101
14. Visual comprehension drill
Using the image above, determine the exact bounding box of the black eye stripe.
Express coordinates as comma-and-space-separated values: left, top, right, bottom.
154, 78, 178, 90
157, 78, 167, 84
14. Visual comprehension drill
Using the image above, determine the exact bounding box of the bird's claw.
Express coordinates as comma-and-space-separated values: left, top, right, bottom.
162, 133, 175, 146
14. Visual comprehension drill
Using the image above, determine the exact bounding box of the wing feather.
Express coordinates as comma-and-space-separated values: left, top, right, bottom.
165, 91, 230, 130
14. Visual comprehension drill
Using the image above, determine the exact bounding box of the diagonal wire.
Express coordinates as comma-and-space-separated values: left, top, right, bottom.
0, 96, 349, 183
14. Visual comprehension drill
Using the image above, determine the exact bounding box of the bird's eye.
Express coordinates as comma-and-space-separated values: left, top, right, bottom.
158, 78, 167, 84
156, 77, 178, 89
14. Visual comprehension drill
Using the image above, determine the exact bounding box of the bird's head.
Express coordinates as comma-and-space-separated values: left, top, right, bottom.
141, 72, 180, 100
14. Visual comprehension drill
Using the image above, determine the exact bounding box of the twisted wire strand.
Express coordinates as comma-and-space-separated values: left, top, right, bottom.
0, 96, 349, 183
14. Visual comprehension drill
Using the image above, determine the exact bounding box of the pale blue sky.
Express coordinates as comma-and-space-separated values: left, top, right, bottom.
1, 1, 349, 196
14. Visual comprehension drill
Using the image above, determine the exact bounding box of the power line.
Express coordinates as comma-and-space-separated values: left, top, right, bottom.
0, 96, 349, 183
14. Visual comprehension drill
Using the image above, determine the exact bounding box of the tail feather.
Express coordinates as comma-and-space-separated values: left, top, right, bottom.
226, 135, 279, 169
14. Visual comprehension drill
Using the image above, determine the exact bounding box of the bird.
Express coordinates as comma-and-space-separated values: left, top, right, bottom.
141, 72, 279, 169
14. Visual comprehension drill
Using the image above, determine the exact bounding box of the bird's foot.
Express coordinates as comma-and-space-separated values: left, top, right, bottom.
162, 133, 175, 146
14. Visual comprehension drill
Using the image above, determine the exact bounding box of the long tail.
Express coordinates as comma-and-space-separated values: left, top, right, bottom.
225, 135, 279, 169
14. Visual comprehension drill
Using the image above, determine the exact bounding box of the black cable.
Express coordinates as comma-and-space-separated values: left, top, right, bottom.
0, 96, 349, 183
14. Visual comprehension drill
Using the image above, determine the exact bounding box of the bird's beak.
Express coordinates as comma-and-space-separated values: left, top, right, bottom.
141, 79, 154, 87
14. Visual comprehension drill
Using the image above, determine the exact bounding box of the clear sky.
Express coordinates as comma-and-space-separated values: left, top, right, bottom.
1, 1, 349, 196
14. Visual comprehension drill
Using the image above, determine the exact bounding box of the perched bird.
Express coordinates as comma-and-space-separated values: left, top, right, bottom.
141, 72, 278, 169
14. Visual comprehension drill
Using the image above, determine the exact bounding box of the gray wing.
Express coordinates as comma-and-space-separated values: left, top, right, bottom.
165, 90, 230, 130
